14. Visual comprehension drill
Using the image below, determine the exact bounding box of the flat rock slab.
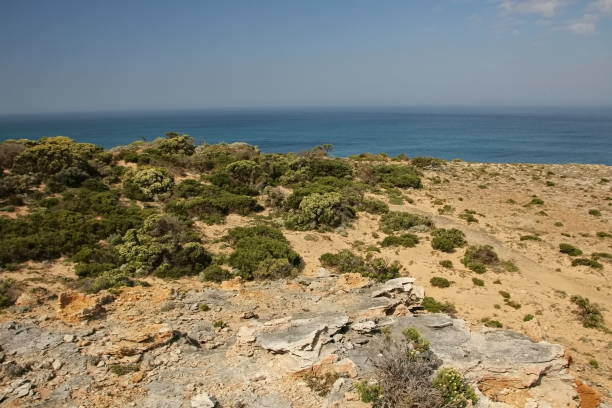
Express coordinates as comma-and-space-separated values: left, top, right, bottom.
256, 313, 349, 356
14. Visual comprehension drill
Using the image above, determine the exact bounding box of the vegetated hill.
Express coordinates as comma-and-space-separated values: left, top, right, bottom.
0, 134, 610, 407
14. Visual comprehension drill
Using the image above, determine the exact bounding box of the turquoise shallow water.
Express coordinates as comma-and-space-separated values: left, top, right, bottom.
1, 108, 611, 165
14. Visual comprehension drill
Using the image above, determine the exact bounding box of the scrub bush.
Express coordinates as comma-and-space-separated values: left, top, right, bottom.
117, 214, 211, 278
0, 279, 18, 308
189, 143, 260, 172
367, 164, 422, 189
319, 250, 401, 282
123, 167, 174, 201
571, 258, 603, 269
431, 228, 467, 252
225, 225, 301, 280
167, 183, 260, 223
432, 368, 478, 408
381, 233, 419, 248
199, 265, 233, 282
430, 277, 451, 288
461, 245, 499, 273
157, 134, 196, 156
307, 159, 353, 179
285, 192, 356, 231
570, 295, 606, 329
12, 136, 101, 175
559, 243, 582, 256
421, 296, 457, 315
411, 157, 446, 169
357, 198, 389, 214
380, 211, 433, 234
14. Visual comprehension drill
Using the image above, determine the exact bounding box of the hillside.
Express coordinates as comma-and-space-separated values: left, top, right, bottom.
0, 135, 610, 407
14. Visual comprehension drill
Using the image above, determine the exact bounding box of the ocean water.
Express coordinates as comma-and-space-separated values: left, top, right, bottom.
1, 107, 611, 165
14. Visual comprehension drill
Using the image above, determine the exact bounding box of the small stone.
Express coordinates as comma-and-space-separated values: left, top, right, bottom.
52, 360, 63, 371
63, 334, 75, 343
13, 382, 32, 398
191, 391, 218, 408
241, 311, 258, 319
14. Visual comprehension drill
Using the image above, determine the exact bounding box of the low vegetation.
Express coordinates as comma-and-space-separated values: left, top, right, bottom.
431, 228, 467, 252
358, 327, 476, 407
320, 250, 401, 282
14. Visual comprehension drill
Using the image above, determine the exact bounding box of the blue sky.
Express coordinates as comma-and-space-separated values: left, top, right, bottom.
1, 0, 611, 114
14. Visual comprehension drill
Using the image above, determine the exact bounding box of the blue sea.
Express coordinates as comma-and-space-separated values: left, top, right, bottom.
1, 107, 611, 165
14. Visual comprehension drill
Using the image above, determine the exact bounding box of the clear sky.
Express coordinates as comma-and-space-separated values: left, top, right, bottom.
1, 0, 612, 114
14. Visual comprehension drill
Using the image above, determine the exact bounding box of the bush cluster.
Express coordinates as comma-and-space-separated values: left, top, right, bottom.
361, 326, 475, 408
559, 243, 582, 256
319, 250, 401, 282
461, 245, 499, 273
366, 164, 422, 189
285, 192, 355, 231
167, 180, 260, 223
570, 295, 606, 330
225, 225, 302, 280
123, 167, 174, 201
379, 211, 433, 234
431, 228, 467, 252
381, 233, 419, 248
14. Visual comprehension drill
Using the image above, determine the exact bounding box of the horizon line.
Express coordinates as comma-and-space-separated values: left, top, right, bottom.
2, 104, 612, 118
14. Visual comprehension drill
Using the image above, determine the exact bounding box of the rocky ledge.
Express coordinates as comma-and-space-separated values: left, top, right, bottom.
0, 273, 599, 408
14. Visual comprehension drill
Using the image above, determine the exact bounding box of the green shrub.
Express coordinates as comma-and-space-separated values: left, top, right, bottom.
157, 134, 196, 156
302, 372, 341, 397
11, 136, 101, 176
528, 197, 544, 205
209, 160, 267, 195
356, 381, 383, 403
307, 159, 353, 179
403, 327, 430, 352
520, 235, 541, 241
430, 277, 451, 288
285, 192, 355, 231
421, 296, 456, 315
523, 314, 534, 322
199, 265, 233, 282
461, 245, 499, 273
319, 250, 400, 282
116, 214, 211, 278
482, 318, 503, 328
368, 164, 422, 188
189, 143, 260, 172
439, 260, 453, 269
411, 157, 445, 169
357, 198, 389, 214
571, 258, 603, 269
123, 167, 174, 201
596, 231, 612, 239
0, 141, 26, 170
381, 233, 419, 248
167, 183, 259, 223
431, 228, 467, 252
588, 209, 601, 217
226, 225, 301, 280
379, 211, 433, 234
0, 279, 18, 308
432, 367, 478, 408
570, 296, 605, 329
559, 243, 582, 256
472, 278, 484, 286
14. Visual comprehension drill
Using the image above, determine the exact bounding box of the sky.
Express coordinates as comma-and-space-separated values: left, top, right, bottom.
1, 0, 612, 114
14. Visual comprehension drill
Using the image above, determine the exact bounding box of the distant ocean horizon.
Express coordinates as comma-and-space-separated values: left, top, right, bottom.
1, 107, 611, 165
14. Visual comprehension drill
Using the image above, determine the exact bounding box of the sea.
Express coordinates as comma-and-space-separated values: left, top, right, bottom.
1, 107, 611, 165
